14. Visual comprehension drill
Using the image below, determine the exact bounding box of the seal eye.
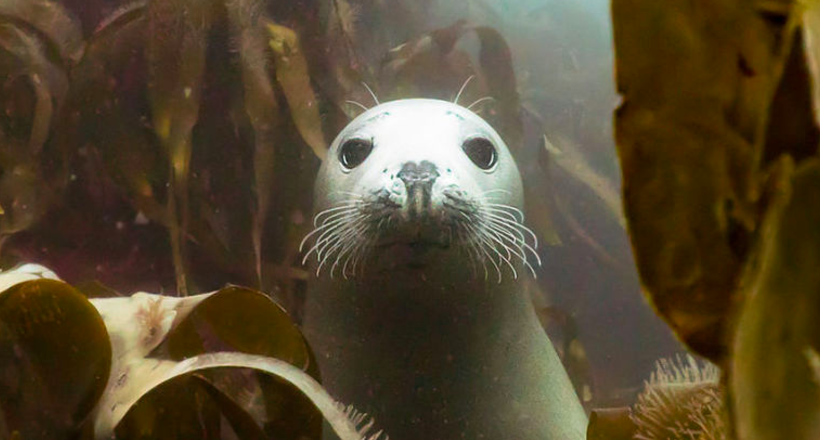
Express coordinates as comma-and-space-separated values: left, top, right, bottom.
339, 138, 373, 169
462, 137, 498, 170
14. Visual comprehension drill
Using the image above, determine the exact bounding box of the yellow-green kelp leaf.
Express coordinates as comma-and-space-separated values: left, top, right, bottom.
0, 278, 111, 439
263, 19, 328, 161
611, 0, 803, 360
732, 159, 820, 440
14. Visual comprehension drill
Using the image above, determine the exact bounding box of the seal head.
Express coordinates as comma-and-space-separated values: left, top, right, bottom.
306, 99, 535, 279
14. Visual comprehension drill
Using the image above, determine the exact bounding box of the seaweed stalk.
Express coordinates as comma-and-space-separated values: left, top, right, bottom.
226, 0, 279, 288
147, 0, 216, 295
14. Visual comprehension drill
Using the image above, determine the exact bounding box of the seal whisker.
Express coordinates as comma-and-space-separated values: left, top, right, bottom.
453, 75, 475, 105
466, 96, 495, 111
318, 219, 366, 263
482, 219, 540, 263
454, 225, 479, 279
316, 207, 362, 227
479, 189, 512, 202
301, 219, 350, 259
483, 224, 538, 278
482, 213, 542, 267
342, 246, 358, 279
482, 214, 529, 244
481, 189, 511, 196
341, 234, 374, 279
331, 220, 371, 278
482, 203, 525, 222
464, 223, 504, 283
475, 225, 518, 280
478, 223, 515, 267
361, 82, 380, 105
481, 206, 522, 223
329, 232, 359, 278
471, 236, 490, 281
312, 209, 358, 230
331, 239, 357, 278
302, 214, 367, 265
304, 212, 364, 251
341, 233, 367, 279
457, 217, 489, 280
314, 203, 362, 225
487, 226, 540, 278
319, 217, 372, 277
483, 213, 539, 250
347, 233, 376, 278
346, 100, 369, 112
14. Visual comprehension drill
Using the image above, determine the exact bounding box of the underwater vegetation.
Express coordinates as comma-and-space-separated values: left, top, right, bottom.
612, 0, 820, 438
15, 0, 820, 438
0, 264, 386, 439
0, 0, 665, 411
0, 0, 663, 437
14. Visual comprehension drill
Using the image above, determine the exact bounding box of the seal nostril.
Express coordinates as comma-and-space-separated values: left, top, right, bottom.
397, 161, 440, 218
397, 161, 440, 186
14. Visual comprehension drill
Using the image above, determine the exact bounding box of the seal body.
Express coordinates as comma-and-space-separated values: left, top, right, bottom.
302, 99, 587, 440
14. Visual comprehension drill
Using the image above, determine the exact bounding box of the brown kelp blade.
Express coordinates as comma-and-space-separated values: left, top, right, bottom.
0, 279, 111, 439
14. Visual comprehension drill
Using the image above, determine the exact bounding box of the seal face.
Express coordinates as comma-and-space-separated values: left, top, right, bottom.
303, 99, 538, 280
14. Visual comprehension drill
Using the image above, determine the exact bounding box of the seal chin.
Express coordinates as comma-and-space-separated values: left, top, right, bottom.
373, 220, 453, 269
375, 242, 448, 270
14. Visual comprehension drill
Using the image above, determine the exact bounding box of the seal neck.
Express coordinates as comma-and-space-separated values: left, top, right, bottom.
303, 264, 588, 440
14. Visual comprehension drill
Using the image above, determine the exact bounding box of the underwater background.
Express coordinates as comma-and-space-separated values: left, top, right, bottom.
12, 0, 797, 437
0, 0, 683, 407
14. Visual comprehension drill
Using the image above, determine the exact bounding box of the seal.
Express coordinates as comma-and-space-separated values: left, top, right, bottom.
301, 99, 587, 440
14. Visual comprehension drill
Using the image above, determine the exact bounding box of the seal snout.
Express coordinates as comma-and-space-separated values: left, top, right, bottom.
397, 161, 439, 219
